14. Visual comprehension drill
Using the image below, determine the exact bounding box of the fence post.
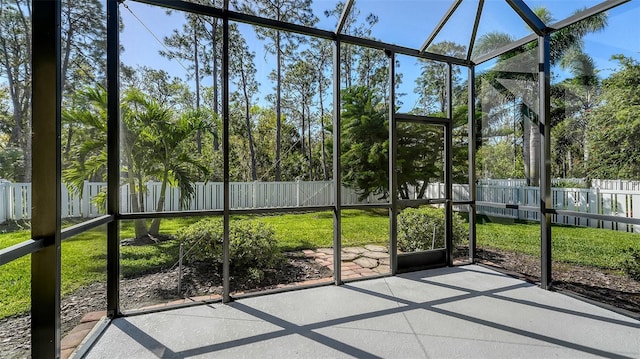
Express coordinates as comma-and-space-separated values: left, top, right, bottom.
81, 180, 90, 217
296, 180, 301, 207
253, 181, 257, 208
0, 180, 8, 223
14, 183, 21, 221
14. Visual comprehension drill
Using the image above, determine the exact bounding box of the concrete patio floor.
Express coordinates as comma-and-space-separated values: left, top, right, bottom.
82, 265, 640, 358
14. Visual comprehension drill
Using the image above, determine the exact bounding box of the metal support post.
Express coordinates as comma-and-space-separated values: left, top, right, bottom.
468, 66, 477, 263
333, 40, 342, 285
31, 0, 62, 356
106, 0, 121, 319
222, 16, 231, 302
445, 63, 454, 266
539, 35, 552, 289
387, 50, 398, 275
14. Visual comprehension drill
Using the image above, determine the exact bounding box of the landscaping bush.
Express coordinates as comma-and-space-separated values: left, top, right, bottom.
398, 206, 468, 252
620, 247, 640, 281
177, 218, 283, 278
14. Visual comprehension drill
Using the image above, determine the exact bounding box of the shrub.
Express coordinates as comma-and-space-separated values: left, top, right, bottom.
620, 247, 640, 281
398, 206, 468, 252
177, 218, 283, 277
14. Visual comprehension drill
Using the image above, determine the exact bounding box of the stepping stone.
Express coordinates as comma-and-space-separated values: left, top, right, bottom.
354, 257, 379, 269
362, 251, 389, 260
340, 252, 359, 261
373, 265, 391, 274
343, 247, 367, 254
317, 248, 334, 255
364, 244, 387, 253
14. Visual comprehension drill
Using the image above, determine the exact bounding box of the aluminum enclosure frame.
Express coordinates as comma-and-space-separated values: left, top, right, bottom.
10, 0, 631, 356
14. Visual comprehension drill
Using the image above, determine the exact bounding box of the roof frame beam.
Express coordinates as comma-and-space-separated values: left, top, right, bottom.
132, 0, 471, 66
506, 0, 546, 36
474, 0, 630, 65
336, 0, 354, 34
466, 0, 484, 62
420, 0, 462, 53
548, 0, 630, 31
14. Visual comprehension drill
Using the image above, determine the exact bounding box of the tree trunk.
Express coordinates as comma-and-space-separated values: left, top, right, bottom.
524, 113, 540, 187
275, 32, 282, 181
149, 169, 170, 236
212, 18, 220, 151
239, 57, 258, 181
194, 28, 202, 154
125, 158, 148, 237
301, 105, 305, 155
318, 67, 329, 180
307, 103, 312, 180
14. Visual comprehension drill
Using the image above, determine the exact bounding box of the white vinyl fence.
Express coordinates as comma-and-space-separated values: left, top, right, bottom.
0, 180, 387, 223
2, 179, 640, 232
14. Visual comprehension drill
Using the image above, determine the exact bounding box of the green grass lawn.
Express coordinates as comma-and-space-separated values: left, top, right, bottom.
0, 210, 388, 318
2, 212, 638, 319
477, 222, 640, 269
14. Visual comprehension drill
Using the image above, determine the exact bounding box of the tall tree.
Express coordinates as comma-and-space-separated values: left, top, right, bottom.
324, 1, 379, 88
307, 38, 332, 180
0, 0, 31, 181
415, 41, 466, 114
233, 0, 317, 181
587, 55, 640, 180
551, 49, 600, 178
0, 0, 107, 181
474, 7, 607, 185
282, 58, 317, 179
160, 12, 210, 153
229, 24, 259, 181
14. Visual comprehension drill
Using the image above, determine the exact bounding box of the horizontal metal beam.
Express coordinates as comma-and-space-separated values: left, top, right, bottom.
395, 113, 451, 124
61, 215, 114, 240
131, 0, 471, 67
552, 209, 640, 226
119, 210, 223, 220
120, 206, 343, 219
0, 239, 46, 266
133, 0, 334, 39
398, 198, 448, 208
341, 203, 391, 210
476, 201, 538, 212
548, 0, 630, 31
340, 34, 470, 66
121, 296, 222, 318
229, 205, 335, 215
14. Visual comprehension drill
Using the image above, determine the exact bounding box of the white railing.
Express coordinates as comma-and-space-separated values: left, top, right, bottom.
2, 179, 640, 233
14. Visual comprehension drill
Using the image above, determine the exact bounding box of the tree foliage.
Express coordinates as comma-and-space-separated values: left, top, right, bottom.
587, 56, 640, 180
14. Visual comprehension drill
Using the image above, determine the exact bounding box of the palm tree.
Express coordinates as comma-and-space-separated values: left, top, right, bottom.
474, 7, 606, 185
63, 86, 210, 238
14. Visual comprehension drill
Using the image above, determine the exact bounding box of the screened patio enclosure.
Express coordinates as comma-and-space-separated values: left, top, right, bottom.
0, 0, 636, 357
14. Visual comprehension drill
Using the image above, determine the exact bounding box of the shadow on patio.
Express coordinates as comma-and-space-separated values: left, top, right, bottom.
81, 265, 640, 358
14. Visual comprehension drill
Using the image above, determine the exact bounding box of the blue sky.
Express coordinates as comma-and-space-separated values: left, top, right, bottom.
119, 0, 640, 112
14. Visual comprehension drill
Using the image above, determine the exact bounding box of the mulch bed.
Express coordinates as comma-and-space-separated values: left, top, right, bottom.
0, 252, 332, 359
2, 247, 638, 358
477, 248, 640, 316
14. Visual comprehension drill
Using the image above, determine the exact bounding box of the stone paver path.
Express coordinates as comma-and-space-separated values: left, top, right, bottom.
302, 246, 390, 279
